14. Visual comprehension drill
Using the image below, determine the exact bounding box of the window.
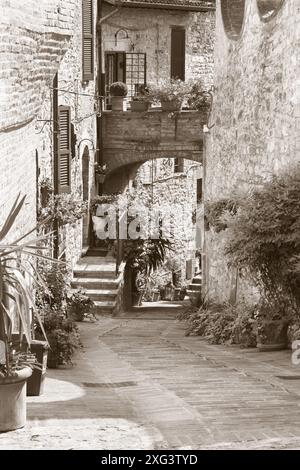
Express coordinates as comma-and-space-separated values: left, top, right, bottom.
221, 0, 246, 41
174, 158, 184, 173
171, 28, 185, 81
57, 106, 71, 194
197, 178, 203, 203
82, 0, 94, 81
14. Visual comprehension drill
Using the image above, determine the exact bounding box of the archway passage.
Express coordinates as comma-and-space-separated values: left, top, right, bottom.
221, 0, 246, 41
102, 110, 205, 174
256, 0, 284, 21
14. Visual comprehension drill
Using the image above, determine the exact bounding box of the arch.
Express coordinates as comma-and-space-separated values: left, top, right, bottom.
221, 0, 246, 41
256, 0, 284, 21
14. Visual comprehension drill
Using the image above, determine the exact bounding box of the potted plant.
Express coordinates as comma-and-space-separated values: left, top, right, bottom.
110, 81, 128, 111
130, 85, 151, 112
187, 80, 212, 117
0, 194, 49, 431
148, 79, 191, 112
94, 163, 107, 184
36, 309, 81, 368
255, 298, 290, 352
67, 289, 94, 322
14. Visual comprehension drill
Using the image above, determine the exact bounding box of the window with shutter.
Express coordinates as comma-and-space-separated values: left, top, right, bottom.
58, 106, 71, 194
82, 0, 94, 81
171, 28, 186, 81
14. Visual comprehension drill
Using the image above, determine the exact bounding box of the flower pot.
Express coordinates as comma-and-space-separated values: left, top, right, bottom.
161, 100, 182, 112
96, 173, 106, 184
174, 288, 181, 301
131, 101, 150, 112
159, 288, 166, 300
111, 96, 127, 111
0, 367, 32, 432
151, 291, 160, 302
27, 340, 49, 397
257, 319, 289, 352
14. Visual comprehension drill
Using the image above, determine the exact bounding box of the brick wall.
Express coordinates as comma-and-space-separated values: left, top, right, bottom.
0, 0, 77, 240
101, 5, 215, 89
37, 0, 98, 269
204, 0, 300, 303
102, 110, 205, 172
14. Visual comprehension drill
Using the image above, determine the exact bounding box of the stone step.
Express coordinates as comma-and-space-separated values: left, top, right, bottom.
73, 269, 116, 279
93, 301, 116, 315
72, 289, 117, 301
188, 283, 201, 291
86, 249, 108, 257
71, 278, 119, 290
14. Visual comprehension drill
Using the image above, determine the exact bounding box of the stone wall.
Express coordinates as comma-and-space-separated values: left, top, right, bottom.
37, 0, 98, 270
0, 0, 77, 240
204, 0, 300, 303
101, 5, 215, 88
102, 109, 205, 172
136, 158, 202, 289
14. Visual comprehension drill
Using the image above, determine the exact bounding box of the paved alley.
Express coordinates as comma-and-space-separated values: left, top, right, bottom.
1, 303, 300, 450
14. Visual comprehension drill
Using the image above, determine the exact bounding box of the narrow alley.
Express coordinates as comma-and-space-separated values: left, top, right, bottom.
2, 303, 300, 450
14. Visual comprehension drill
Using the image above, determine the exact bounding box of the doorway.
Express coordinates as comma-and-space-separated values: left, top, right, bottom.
82, 146, 90, 248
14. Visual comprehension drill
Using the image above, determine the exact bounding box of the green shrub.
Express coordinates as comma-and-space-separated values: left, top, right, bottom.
224, 166, 300, 311
182, 302, 257, 347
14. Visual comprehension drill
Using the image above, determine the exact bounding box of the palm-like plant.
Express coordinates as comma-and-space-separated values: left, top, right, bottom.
0, 194, 54, 377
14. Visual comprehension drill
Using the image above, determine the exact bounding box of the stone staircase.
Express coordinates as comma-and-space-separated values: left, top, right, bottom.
71, 248, 122, 315
187, 272, 202, 306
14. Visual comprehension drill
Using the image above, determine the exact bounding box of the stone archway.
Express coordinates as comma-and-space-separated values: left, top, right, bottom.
82, 145, 90, 248
221, 0, 246, 41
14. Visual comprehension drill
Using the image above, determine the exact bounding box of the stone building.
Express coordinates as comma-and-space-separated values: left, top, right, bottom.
0, 0, 98, 269
93, 0, 215, 304
203, 0, 300, 303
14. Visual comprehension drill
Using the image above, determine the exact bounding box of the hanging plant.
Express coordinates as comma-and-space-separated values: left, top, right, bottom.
38, 193, 88, 228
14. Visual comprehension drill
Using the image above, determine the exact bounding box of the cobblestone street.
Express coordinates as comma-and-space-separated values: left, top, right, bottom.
1, 303, 300, 450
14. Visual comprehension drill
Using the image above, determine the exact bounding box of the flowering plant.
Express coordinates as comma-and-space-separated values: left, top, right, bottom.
94, 163, 107, 175
148, 79, 191, 105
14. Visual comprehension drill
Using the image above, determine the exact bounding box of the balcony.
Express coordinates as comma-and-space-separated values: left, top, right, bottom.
102, 108, 207, 173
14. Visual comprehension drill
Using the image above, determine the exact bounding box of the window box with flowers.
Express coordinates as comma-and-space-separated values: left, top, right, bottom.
148, 79, 191, 112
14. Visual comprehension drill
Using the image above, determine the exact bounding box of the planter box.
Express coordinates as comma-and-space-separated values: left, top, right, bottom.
27, 340, 49, 397
161, 100, 182, 112
131, 101, 149, 112
0, 367, 32, 432
257, 319, 288, 352
111, 96, 127, 111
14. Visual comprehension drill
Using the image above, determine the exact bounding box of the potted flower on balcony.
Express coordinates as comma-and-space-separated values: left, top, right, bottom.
0, 194, 49, 431
110, 82, 128, 111
94, 163, 107, 184
148, 79, 191, 112
130, 84, 151, 112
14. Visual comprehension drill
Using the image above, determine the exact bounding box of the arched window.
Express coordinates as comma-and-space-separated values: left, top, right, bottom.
221, 0, 246, 41
256, 0, 284, 21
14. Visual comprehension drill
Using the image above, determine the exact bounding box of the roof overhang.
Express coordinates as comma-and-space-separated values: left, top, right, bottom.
104, 0, 215, 12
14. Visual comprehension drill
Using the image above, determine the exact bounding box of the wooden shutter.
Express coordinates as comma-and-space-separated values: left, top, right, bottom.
58, 106, 71, 194
82, 0, 94, 81
171, 28, 185, 81
174, 158, 184, 173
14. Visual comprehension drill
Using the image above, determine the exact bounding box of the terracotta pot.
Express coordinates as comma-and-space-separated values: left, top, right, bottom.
96, 173, 106, 184
257, 319, 288, 352
130, 100, 150, 112
161, 100, 182, 112
111, 96, 127, 111
0, 367, 32, 432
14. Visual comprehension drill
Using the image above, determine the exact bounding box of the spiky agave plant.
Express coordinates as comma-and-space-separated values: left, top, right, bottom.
0, 194, 58, 377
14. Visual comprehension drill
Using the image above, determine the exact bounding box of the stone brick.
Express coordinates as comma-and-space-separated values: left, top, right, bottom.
204, 0, 299, 302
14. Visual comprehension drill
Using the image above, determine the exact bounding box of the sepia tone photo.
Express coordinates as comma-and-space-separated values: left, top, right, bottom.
0, 0, 300, 452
